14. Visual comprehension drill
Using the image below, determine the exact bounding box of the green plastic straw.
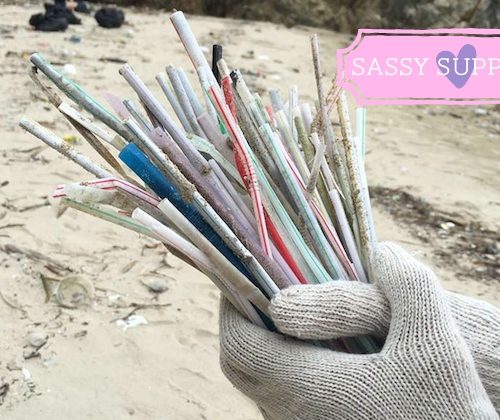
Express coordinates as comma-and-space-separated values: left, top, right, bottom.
62, 198, 155, 237
30, 53, 134, 145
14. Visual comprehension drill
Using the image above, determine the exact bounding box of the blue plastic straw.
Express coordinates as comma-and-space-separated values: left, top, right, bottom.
118, 143, 259, 288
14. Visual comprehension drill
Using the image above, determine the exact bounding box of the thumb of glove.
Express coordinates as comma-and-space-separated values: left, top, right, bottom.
270, 281, 390, 340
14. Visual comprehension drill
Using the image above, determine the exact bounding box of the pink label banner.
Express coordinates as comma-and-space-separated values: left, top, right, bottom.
337, 29, 500, 105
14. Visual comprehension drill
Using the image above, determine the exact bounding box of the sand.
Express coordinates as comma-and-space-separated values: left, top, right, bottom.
0, 5, 498, 419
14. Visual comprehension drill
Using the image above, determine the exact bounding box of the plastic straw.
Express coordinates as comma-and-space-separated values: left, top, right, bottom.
132, 208, 265, 327
30, 53, 134, 144
124, 99, 154, 134
169, 11, 220, 91
178, 67, 204, 117
156, 73, 191, 133
126, 120, 284, 295
166, 65, 204, 137
119, 64, 210, 177
157, 199, 271, 317
19, 118, 112, 179
206, 83, 272, 259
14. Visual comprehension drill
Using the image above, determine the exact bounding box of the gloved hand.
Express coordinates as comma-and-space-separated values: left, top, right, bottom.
219, 243, 499, 420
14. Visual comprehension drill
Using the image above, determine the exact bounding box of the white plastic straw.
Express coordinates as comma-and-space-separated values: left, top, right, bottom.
132, 208, 265, 327
19, 118, 112, 179
329, 189, 368, 283
157, 199, 271, 317
156, 73, 192, 133
169, 11, 220, 91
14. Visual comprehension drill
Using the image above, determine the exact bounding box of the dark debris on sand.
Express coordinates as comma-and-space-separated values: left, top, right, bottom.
371, 186, 500, 284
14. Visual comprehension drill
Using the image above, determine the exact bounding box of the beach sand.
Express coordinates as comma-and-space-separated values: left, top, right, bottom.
0, 5, 498, 419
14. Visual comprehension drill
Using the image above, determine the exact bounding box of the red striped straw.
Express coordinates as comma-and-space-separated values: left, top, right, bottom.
207, 85, 273, 258
221, 74, 237, 119
218, 65, 306, 281
265, 213, 307, 284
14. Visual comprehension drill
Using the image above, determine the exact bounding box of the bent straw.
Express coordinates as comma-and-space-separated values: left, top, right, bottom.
54, 178, 174, 227
57, 103, 132, 183
156, 73, 192, 132
19, 119, 112, 179
157, 199, 271, 317
30, 54, 135, 144
63, 183, 136, 212
29, 68, 127, 154
60, 183, 168, 226
54, 178, 159, 206
132, 208, 265, 327
28, 69, 129, 173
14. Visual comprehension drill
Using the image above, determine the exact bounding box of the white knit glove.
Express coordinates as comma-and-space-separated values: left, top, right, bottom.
219, 243, 499, 420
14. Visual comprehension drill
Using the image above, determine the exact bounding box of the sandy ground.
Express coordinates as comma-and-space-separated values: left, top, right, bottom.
0, 4, 498, 419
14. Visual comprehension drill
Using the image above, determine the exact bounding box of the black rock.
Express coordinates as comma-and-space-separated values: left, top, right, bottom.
95, 7, 125, 29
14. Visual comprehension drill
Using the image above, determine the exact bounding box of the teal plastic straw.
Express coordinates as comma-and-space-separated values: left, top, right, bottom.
30, 53, 134, 145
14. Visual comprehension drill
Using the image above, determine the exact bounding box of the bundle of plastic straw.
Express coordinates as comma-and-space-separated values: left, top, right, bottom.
20, 11, 378, 353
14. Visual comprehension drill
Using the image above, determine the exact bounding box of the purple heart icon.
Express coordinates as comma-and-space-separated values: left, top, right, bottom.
436, 44, 476, 88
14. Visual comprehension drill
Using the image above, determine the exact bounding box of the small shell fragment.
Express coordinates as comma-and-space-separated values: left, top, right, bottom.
142, 277, 168, 294
28, 331, 48, 348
